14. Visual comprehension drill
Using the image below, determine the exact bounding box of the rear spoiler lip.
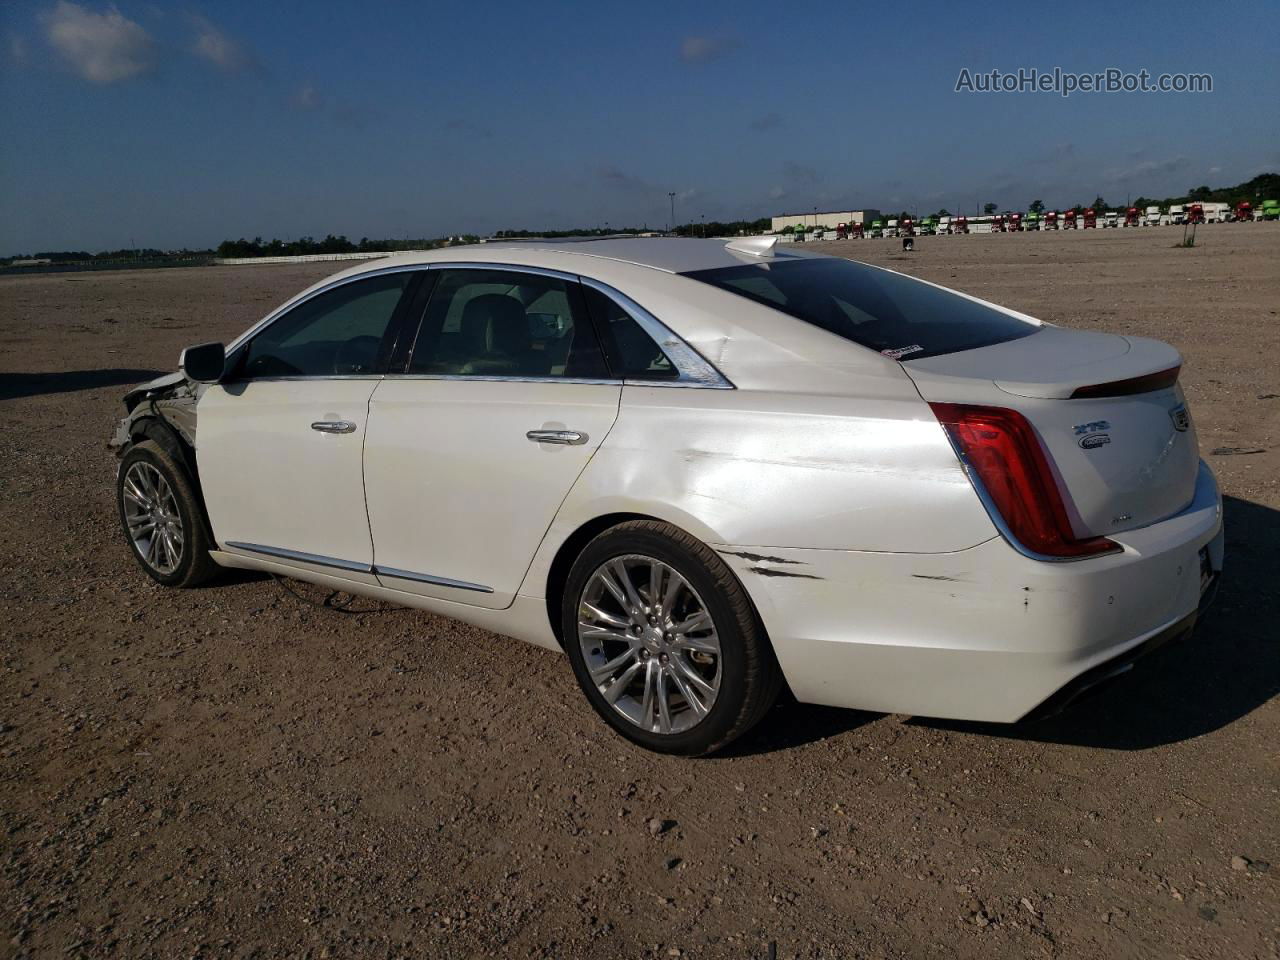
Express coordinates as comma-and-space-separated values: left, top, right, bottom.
995, 361, 1182, 400
1067, 365, 1181, 399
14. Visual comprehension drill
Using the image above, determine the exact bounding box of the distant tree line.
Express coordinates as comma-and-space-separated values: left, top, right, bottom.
671, 217, 772, 237
493, 227, 652, 238
214, 235, 453, 258
4, 247, 210, 263
1130, 172, 1279, 211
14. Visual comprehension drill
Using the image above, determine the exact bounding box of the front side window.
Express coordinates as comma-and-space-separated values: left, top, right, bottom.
240, 272, 412, 378
407, 269, 608, 379
682, 257, 1038, 360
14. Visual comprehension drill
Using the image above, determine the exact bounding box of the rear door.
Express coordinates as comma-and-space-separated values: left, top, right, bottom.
363, 267, 623, 609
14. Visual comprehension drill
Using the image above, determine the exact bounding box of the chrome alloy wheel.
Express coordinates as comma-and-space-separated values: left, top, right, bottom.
577, 554, 722, 735
121, 461, 184, 575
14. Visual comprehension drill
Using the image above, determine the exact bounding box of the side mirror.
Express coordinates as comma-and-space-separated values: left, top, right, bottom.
179, 341, 226, 383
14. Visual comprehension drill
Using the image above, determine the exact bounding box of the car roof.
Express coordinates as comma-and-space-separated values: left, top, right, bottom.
356, 236, 825, 277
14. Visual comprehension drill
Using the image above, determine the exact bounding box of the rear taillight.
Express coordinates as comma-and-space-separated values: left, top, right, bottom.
1069, 365, 1180, 399
930, 403, 1120, 560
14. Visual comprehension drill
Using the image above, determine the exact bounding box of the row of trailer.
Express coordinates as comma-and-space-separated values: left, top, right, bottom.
789, 199, 1278, 241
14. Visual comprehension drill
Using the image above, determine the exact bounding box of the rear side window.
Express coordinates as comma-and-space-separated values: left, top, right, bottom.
407, 269, 609, 379
683, 257, 1037, 360
581, 286, 677, 380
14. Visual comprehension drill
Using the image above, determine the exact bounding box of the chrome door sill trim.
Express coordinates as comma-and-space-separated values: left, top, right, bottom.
374, 565, 494, 594
224, 541, 374, 573
224, 542, 493, 592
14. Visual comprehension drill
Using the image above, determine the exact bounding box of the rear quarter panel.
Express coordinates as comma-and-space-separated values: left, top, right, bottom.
518, 380, 997, 599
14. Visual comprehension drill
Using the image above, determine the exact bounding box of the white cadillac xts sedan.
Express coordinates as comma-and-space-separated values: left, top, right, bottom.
111, 237, 1223, 755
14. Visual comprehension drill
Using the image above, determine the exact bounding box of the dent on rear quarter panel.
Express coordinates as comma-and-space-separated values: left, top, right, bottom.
518, 382, 998, 600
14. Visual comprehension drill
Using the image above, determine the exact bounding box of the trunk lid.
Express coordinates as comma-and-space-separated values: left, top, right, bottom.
905, 327, 1199, 537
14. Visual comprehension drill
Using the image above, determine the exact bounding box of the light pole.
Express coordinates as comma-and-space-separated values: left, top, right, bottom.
668, 192, 676, 234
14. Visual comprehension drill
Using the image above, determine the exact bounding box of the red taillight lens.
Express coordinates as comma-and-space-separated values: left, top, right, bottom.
1069, 365, 1180, 399
930, 403, 1120, 559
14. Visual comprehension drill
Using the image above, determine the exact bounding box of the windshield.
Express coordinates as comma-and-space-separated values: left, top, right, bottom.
683, 257, 1039, 360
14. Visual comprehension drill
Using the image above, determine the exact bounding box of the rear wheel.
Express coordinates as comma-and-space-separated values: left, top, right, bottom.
562, 520, 781, 756
117, 440, 218, 588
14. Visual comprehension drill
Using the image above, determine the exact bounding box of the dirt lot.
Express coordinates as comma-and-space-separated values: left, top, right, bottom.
2, 225, 1277, 959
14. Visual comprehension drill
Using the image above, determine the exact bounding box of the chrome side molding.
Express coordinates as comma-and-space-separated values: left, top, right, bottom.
373, 566, 494, 594
225, 541, 493, 593
224, 541, 373, 573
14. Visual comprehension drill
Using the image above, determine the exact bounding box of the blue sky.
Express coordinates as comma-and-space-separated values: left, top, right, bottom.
1, 0, 1276, 251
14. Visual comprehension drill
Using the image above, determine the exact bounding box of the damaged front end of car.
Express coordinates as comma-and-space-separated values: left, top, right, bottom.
109, 371, 202, 477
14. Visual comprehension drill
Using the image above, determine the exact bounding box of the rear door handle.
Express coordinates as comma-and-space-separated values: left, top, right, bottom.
526, 429, 586, 445
311, 420, 357, 434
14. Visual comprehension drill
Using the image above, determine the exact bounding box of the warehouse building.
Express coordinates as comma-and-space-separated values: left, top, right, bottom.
771, 209, 881, 232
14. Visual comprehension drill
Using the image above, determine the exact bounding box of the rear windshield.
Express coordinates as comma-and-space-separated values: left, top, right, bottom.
683, 257, 1038, 360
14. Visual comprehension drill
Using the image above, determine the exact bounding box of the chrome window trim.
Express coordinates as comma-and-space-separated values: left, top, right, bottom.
228, 374, 386, 383
375, 565, 494, 594
388, 374, 620, 386
380, 374, 717, 389
225, 262, 428, 355
424, 261, 583, 284
225, 540, 374, 573
226, 259, 734, 390
225, 540, 495, 593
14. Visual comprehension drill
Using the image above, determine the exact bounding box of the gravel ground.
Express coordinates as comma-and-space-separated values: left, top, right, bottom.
2, 224, 1277, 959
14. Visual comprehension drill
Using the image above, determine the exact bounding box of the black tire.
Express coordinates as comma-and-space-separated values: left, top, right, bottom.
116, 439, 219, 588
562, 520, 782, 756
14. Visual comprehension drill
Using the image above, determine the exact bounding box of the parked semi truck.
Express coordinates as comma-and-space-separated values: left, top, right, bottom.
1144, 205, 1162, 226
1201, 202, 1231, 222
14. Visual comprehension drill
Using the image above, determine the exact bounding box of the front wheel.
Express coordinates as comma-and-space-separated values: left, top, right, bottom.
117, 439, 218, 588
562, 520, 782, 756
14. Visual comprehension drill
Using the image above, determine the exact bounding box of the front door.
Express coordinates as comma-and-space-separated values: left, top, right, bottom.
198, 270, 419, 580
363, 267, 622, 609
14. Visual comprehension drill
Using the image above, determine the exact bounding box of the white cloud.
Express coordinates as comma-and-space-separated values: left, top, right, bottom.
8, 33, 28, 64
679, 33, 737, 64
191, 14, 254, 73
292, 84, 321, 109
43, 1, 155, 85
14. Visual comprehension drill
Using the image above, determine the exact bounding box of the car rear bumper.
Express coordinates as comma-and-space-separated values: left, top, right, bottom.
718, 459, 1224, 723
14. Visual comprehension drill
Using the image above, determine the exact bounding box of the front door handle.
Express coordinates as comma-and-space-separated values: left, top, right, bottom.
311, 420, 357, 434
526, 429, 586, 445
